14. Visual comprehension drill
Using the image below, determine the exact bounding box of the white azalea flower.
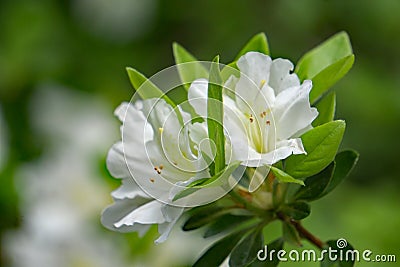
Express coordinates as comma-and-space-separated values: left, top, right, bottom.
102, 98, 211, 243
188, 52, 318, 190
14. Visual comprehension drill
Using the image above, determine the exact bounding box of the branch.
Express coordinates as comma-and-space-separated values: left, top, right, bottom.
277, 212, 325, 249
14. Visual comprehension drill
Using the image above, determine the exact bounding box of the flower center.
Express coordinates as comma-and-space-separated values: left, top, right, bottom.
246, 109, 272, 154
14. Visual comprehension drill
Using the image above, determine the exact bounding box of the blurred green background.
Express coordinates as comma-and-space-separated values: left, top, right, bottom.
0, 0, 399, 266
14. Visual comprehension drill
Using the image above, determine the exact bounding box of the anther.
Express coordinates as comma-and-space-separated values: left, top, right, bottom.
260, 79, 266, 88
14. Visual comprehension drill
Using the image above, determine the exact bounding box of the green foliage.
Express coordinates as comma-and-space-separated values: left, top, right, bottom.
126, 67, 176, 107
193, 229, 248, 267
309, 55, 354, 104
285, 120, 346, 179
229, 228, 264, 267
282, 221, 302, 247
207, 56, 225, 175
182, 203, 252, 231
203, 214, 252, 238
321, 240, 355, 267
173, 161, 240, 201
173, 43, 209, 89
293, 150, 359, 201
280, 201, 311, 220
221, 32, 269, 80
234, 33, 270, 61
182, 205, 224, 231
250, 239, 284, 267
313, 92, 336, 127
270, 166, 305, 185
295, 31, 354, 104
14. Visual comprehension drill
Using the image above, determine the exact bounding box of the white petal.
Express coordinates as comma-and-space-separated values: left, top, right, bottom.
111, 176, 148, 200
155, 206, 184, 244
106, 142, 130, 179
114, 200, 166, 227
188, 78, 209, 118
116, 101, 154, 143
273, 80, 318, 140
235, 53, 274, 115
269, 58, 300, 94
101, 199, 151, 235
236, 52, 272, 86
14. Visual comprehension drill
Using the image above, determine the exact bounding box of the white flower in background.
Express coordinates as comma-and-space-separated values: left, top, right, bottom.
188, 52, 318, 190
3, 87, 129, 267
102, 98, 211, 243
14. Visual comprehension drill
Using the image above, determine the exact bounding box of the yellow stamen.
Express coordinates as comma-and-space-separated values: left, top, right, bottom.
260, 79, 266, 88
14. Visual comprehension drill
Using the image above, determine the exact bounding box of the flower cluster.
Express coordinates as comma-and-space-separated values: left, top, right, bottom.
102, 32, 358, 266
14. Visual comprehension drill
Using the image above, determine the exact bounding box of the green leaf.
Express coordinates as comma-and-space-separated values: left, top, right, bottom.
295, 31, 354, 104
282, 221, 302, 247
183, 204, 248, 231
285, 120, 346, 179
322, 150, 359, 196
281, 201, 311, 220
270, 166, 305, 186
172, 161, 240, 201
249, 238, 283, 267
183, 206, 222, 231
296, 31, 353, 81
204, 214, 253, 238
312, 92, 336, 127
207, 56, 225, 175
321, 239, 355, 267
126, 67, 177, 108
193, 229, 247, 267
221, 33, 269, 81
172, 43, 208, 90
293, 150, 358, 201
235, 33, 270, 61
309, 55, 354, 104
229, 229, 264, 267
292, 162, 335, 202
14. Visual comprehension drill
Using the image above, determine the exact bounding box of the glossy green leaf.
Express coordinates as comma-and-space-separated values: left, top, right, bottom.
322, 150, 359, 196
310, 55, 354, 104
193, 229, 247, 267
296, 31, 353, 81
234, 33, 270, 61
172, 43, 208, 89
282, 221, 302, 247
207, 56, 225, 175
172, 161, 240, 201
249, 238, 283, 267
126, 67, 176, 108
293, 150, 358, 201
270, 166, 305, 186
182, 204, 248, 231
183, 206, 222, 231
312, 92, 336, 127
292, 162, 335, 202
204, 214, 253, 238
281, 201, 311, 220
295, 31, 354, 104
229, 229, 264, 267
285, 120, 346, 179
221, 33, 269, 81
321, 239, 355, 267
